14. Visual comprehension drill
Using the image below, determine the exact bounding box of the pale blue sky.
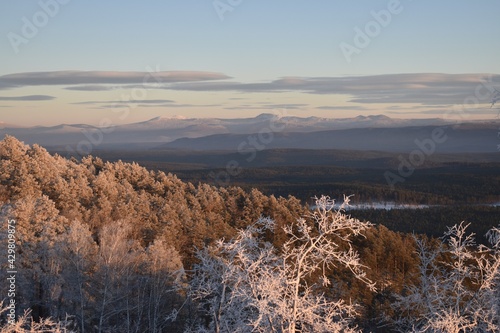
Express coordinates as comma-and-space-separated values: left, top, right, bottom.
1, 1, 499, 126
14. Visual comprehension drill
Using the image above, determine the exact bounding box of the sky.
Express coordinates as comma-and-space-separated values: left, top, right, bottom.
0, 0, 499, 126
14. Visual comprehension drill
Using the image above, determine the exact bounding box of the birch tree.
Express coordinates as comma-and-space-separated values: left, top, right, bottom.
92, 220, 144, 333
392, 222, 500, 332
0, 302, 77, 333
185, 196, 375, 333
144, 239, 185, 333
58, 219, 98, 333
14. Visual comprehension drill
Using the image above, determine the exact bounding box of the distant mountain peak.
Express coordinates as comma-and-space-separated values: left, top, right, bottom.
1, 113, 474, 149
368, 114, 391, 120
255, 113, 277, 120
353, 114, 391, 120
136, 115, 192, 126
168, 115, 189, 120
146, 115, 189, 122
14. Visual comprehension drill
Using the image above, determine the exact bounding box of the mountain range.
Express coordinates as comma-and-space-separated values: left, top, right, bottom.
1, 114, 498, 153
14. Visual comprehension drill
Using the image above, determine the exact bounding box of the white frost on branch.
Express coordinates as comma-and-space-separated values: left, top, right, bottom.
185, 195, 375, 333
392, 222, 500, 333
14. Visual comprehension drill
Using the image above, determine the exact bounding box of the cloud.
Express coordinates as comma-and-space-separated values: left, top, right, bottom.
316, 105, 369, 110
0, 70, 231, 88
0, 82, 17, 90
267, 103, 308, 109
0, 95, 55, 101
75, 98, 305, 111
2, 71, 499, 109
224, 106, 264, 110
72, 99, 175, 105
74, 99, 221, 109
155, 103, 221, 108
168, 73, 500, 106
224, 103, 309, 110
64, 85, 117, 91
391, 108, 500, 116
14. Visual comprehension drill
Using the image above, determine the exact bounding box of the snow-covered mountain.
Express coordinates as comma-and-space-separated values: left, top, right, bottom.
117, 113, 451, 133
0, 113, 467, 149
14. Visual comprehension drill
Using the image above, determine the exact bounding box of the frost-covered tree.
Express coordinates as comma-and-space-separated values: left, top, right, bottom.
92, 220, 145, 333
0, 301, 77, 332
4, 195, 70, 320
185, 196, 375, 333
143, 238, 185, 333
57, 219, 98, 333
89, 220, 186, 333
392, 222, 500, 333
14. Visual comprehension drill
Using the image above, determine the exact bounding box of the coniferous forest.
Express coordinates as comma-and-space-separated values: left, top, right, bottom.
1, 136, 499, 332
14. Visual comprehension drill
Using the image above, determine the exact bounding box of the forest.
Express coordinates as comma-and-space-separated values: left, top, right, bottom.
1, 135, 499, 332
65, 147, 500, 206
